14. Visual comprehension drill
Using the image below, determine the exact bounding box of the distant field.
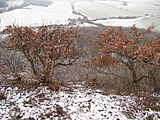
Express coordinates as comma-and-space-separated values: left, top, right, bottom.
0, 0, 160, 32
73, 0, 160, 32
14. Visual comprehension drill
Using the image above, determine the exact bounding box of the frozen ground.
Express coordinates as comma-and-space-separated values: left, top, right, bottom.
73, 0, 160, 19
6, 0, 25, 8
73, 0, 160, 32
94, 16, 160, 32
0, 83, 160, 120
0, 0, 160, 32
0, 1, 81, 31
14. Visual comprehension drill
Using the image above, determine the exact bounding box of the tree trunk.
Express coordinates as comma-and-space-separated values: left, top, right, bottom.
127, 58, 138, 83
30, 60, 37, 75
23, 51, 37, 75
130, 67, 138, 83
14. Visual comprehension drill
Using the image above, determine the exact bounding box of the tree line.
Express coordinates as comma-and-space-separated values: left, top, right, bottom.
0, 25, 160, 90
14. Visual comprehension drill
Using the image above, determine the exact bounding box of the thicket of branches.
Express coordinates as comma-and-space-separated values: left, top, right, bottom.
85, 25, 160, 89
1, 25, 80, 83
0, 25, 160, 92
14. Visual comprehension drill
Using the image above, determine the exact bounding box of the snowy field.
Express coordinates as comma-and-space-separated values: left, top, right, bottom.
6, 0, 24, 8
0, 83, 160, 120
73, 0, 160, 19
0, 0, 160, 32
94, 16, 160, 32
73, 0, 160, 32
0, 1, 81, 31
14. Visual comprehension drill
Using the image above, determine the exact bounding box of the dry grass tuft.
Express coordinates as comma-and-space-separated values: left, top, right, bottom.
48, 80, 63, 92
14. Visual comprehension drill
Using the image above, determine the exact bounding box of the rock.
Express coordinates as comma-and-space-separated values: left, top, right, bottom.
0, 92, 6, 100
23, 117, 35, 120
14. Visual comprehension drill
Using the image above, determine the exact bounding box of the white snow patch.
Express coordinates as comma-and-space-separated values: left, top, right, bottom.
0, 83, 159, 120
0, 1, 81, 31
94, 16, 160, 32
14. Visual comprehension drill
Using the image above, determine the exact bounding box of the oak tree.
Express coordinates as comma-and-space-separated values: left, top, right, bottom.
85, 25, 160, 83
3, 25, 80, 83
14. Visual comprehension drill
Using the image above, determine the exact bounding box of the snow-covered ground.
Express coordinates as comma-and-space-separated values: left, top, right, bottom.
0, 1, 81, 31
94, 16, 160, 32
7, 0, 25, 8
0, 83, 160, 120
73, 0, 160, 19
0, 0, 160, 31
73, 0, 160, 32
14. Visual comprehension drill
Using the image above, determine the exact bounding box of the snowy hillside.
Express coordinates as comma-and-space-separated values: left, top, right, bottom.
0, 83, 160, 120
0, 1, 81, 31
73, 0, 160, 32
7, 0, 24, 8
94, 16, 160, 32
0, 0, 160, 32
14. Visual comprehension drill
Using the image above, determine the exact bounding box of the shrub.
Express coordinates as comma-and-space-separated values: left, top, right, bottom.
2, 25, 80, 84
85, 25, 160, 91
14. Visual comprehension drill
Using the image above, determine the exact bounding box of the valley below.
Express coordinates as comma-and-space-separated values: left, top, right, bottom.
0, 0, 160, 32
